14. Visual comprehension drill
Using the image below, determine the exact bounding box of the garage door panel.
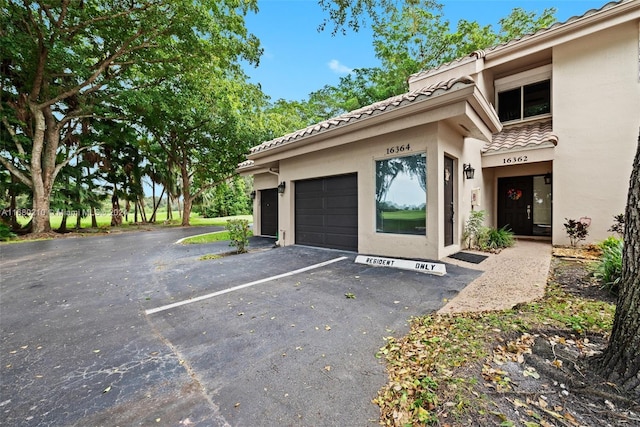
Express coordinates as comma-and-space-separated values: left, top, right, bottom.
324, 234, 357, 249
295, 174, 358, 251
325, 195, 358, 209
296, 214, 325, 226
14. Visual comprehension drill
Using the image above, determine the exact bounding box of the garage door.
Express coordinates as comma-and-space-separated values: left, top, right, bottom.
295, 174, 358, 251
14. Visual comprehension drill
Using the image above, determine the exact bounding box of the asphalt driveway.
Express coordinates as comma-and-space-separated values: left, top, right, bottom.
0, 228, 480, 426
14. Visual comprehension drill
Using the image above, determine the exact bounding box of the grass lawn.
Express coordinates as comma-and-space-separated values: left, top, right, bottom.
380, 209, 426, 220
181, 229, 254, 244
379, 209, 426, 234
16, 211, 252, 230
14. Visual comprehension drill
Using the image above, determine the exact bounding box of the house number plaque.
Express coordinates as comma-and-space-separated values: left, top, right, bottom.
502, 155, 528, 164
385, 143, 411, 155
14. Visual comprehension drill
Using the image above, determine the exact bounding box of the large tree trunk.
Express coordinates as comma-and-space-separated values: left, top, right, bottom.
30, 104, 63, 234
180, 166, 191, 226
30, 107, 53, 234
596, 131, 640, 398
91, 206, 98, 228
111, 193, 123, 226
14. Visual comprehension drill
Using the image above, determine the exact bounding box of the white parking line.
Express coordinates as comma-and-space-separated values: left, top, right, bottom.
145, 256, 349, 315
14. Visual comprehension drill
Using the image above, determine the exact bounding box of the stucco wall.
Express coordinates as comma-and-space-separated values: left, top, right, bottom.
552, 22, 640, 244
267, 122, 479, 260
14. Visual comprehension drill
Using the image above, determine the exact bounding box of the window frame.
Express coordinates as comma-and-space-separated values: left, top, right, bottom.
495, 65, 552, 124
374, 152, 427, 236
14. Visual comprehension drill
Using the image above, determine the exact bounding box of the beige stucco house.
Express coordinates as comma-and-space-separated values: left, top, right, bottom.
238, 0, 640, 261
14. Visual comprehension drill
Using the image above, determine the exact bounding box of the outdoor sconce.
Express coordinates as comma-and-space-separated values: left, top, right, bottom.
463, 163, 475, 180
544, 173, 552, 185
250, 190, 256, 200
277, 181, 286, 194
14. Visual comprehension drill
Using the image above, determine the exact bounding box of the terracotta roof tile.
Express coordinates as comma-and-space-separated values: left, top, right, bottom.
483, 120, 557, 153
248, 76, 475, 155
237, 159, 254, 169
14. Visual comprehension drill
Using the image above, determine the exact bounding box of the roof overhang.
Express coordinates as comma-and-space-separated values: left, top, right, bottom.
483, 0, 640, 69
238, 77, 501, 174
481, 119, 558, 167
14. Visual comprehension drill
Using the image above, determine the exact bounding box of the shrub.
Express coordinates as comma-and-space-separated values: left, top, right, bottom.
226, 219, 250, 254
598, 236, 622, 252
608, 214, 624, 236
480, 226, 515, 250
0, 223, 16, 241
594, 237, 623, 294
564, 217, 590, 246
463, 210, 486, 249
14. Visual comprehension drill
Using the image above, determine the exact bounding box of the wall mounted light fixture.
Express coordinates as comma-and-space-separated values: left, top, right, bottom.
463, 163, 475, 180
250, 190, 256, 200
544, 173, 552, 185
277, 181, 286, 194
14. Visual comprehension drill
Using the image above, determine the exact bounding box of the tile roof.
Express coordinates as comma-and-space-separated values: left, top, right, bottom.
483, 120, 557, 153
237, 159, 254, 169
248, 76, 475, 156
410, 0, 626, 82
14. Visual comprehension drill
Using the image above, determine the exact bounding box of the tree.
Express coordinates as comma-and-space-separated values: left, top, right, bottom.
318, 0, 394, 35
0, 0, 260, 234
596, 131, 640, 397
135, 67, 268, 226
367, 1, 558, 97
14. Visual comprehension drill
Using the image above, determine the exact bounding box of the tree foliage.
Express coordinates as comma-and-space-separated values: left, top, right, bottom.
132, 64, 268, 225
0, 0, 260, 233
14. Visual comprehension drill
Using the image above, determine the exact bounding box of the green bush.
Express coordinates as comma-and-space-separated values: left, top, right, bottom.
594, 237, 623, 294
226, 219, 250, 254
0, 223, 16, 241
463, 210, 486, 249
598, 236, 622, 252
480, 226, 515, 250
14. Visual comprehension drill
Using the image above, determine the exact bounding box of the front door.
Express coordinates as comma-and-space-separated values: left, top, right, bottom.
444, 156, 454, 246
260, 189, 278, 237
498, 176, 534, 235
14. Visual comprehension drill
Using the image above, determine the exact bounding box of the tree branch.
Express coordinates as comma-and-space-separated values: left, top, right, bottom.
0, 155, 32, 188
191, 173, 237, 200
1, 117, 27, 158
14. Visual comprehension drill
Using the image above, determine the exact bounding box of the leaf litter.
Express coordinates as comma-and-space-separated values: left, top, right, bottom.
374, 254, 639, 426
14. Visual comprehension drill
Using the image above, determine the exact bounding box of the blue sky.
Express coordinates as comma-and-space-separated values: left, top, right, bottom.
243, 0, 609, 101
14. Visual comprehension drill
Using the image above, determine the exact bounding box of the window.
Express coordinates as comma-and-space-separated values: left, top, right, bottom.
498, 80, 550, 122
375, 153, 426, 235
495, 65, 552, 123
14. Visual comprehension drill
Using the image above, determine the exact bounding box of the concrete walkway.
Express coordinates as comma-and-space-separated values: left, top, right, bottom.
438, 239, 552, 314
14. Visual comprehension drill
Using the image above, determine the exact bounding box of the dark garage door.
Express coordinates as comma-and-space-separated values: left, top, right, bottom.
295, 174, 358, 251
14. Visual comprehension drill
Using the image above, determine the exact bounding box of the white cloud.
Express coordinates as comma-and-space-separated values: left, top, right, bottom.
328, 59, 353, 74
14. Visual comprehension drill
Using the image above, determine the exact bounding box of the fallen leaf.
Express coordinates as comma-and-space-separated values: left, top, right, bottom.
103, 386, 111, 393
325, 325, 331, 331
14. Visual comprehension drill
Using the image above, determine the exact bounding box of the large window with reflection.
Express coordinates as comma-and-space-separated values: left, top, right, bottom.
376, 153, 426, 235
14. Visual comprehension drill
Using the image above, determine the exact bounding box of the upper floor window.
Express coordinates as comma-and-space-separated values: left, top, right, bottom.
496, 65, 551, 123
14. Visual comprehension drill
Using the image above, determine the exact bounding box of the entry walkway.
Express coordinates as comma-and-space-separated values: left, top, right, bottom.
438, 239, 552, 314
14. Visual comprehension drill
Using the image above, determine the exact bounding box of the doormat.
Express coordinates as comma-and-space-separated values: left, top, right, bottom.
449, 251, 488, 264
